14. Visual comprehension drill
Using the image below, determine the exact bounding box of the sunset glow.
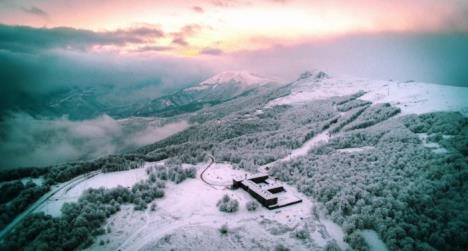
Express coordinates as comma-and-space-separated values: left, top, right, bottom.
1, 0, 467, 55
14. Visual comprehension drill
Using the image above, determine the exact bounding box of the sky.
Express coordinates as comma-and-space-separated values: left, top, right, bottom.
1, 0, 468, 55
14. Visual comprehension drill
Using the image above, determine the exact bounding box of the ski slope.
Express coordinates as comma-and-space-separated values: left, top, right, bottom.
268, 72, 468, 116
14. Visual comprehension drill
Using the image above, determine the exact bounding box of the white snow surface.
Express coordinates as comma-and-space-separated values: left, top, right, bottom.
199, 71, 274, 86
86, 163, 348, 251
34, 163, 161, 217
337, 146, 375, 153
284, 131, 330, 161
268, 74, 468, 116
259, 130, 329, 173
417, 133, 449, 154
360, 230, 389, 251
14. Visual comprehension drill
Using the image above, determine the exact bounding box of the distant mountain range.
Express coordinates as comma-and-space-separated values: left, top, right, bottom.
5, 69, 468, 121
10, 71, 278, 120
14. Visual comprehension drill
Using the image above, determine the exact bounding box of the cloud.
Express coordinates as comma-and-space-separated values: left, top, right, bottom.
268, 0, 290, 3
134, 45, 174, 52
192, 6, 204, 13
21, 6, 48, 18
0, 24, 165, 53
211, 0, 249, 7
109, 25, 165, 39
200, 47, 224, 55
171, 37, 188, 46
170, 24, 202, 47
0, 113, 189, 168
179, 24, 202, 36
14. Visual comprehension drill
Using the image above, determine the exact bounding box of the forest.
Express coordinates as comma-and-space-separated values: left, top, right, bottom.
272, 111, 467, 250
0, 181, 49, 230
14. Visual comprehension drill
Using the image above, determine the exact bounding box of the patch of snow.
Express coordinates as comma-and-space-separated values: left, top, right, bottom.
360, 230, 389, 251
285, 131, 330, 161
417, 133, 449, 154
185, 85, 210, 91
19, 177, 44, 186
319, 218, 348, 249
337, 146, 375, 153
259, 131, 330, 173
268, 74, 468, 116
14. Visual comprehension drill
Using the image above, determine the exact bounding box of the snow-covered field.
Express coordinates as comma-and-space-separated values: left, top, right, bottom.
34, 163, 162, 217
85, 163, 348, 251
268, 73, 468, 116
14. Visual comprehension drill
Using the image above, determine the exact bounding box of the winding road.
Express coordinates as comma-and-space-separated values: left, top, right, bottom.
0, 170, 101, 240
199, 155, 231, 189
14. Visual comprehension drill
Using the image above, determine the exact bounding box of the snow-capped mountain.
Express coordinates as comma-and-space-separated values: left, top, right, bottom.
198, 71, 273, 87
268, 70, 468, 116
133, 71, 277, 117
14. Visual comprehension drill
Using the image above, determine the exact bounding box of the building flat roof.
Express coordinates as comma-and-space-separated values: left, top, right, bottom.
241, 180, 276, 200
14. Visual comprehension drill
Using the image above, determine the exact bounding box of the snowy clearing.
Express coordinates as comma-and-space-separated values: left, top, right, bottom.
34, 163, 162, 217
85, 162, 348, 251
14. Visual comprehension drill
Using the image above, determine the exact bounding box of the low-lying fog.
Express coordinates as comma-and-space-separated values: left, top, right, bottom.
0, 113, 189, 168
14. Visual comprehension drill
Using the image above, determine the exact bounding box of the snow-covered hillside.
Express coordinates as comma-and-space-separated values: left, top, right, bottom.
268, 70, 468, 116
134, 71, 277, 117
199, 71, 274, 86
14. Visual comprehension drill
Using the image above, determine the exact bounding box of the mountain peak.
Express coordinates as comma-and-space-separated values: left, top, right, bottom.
200, 71, 272, 86
297, 70, 329, 81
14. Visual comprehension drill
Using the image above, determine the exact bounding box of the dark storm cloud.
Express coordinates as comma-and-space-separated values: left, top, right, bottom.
200, 47, 224, 55
21, 6, 48, 18
0, 24, 165, 52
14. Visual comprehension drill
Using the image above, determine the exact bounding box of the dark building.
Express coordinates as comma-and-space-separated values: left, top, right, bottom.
233, 173, 302, 209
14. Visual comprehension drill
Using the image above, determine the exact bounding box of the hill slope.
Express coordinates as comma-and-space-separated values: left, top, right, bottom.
132, 71, 277, 117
